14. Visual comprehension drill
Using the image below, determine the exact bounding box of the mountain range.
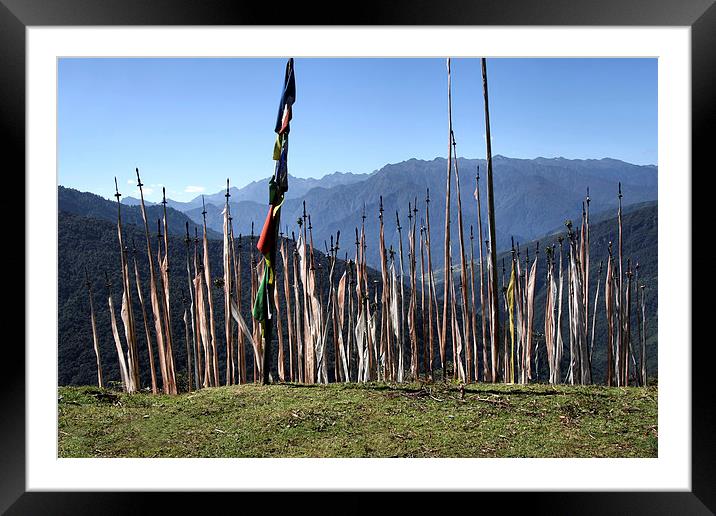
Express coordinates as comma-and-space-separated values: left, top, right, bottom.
153, 155, 657, 268
122, 171, 369, 211
59, 186, 222, 240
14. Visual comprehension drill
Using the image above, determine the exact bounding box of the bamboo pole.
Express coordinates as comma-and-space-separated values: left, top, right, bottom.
640, 284, 647, 386
378, 197, 392, 381
329, 235, 340, 382
474, 170, 490, 382
468, 226, 479, 382
441, 58, 453, 379
275, 232, 286, 383
584, 189, 591, 373
300, 205, 314, 383
193, 228, 206, 386
408, 201, 418, 380
234, 231, 246, 383
292, 232, 304, 383
229, 224, 241, 384
481, 58, 500, 383
132, 241, 158, 394
451, 134, 472, 383
156, 218, 176, 392
396, 211, 407, 381
113, 178, 140, 391
501, 258, 508, 383
419, 223, 428, 380
354, 228, 364, 381
525, 244, 538, 382
181, 291, 192, 392
617, 183, 625, 386
589, 261, 603, 364
223, 180, 234, 385
625, 258, 634, 385
425, 188, 437, 379
84, 268, 104, 389
347, 258, 355, 382
250, 222, 260, 382
105, 271, 131, 392
544, 246, 555, 383
159, 188, 177, 393
199, 196, 219, 387
309, 215, 327, 384
183, 226, 198, 390
605, 242, 614, 386
280, 232, 295, 382
555, 237, 565, 384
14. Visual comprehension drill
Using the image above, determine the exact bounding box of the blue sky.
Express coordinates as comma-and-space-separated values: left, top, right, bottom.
58, 58, 657, 202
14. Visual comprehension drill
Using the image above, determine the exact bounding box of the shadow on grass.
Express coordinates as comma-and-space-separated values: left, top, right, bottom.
277, 381, 618, 399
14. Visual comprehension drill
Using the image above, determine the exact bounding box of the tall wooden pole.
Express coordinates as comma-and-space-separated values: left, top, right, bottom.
452, 134, 472, 382
132, 241, 158, 394
425, 188, 437, 379
396, 211, 407, 381
468, 226, 479, 382
409, 201, 419, 380
181, 291, 192, 392
183, 225, 199, 390
105, 271, 131, 392
639, 283, 647, 386
292, 232, 304, 383
223, 180, 234, 385
230, 223, 242, 384
441, 58, 453, 380
159, 188, 178, 393
280, 233, 295, 382
378, 197, 391, 380
419, 223, 429, 380
194, 228, 207, 387
114, 178, 140, 392
475, 170, 490, 382
201, 196, 219, 386
481, 58, 500, 383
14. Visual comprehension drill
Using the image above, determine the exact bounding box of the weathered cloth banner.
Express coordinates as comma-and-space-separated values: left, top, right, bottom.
253, 58, 296, 383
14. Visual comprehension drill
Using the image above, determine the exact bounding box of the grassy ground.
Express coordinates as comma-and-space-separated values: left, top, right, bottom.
58, 382, 657, 458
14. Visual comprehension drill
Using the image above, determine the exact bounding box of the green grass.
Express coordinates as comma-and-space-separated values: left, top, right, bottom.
58, 382, 657, 458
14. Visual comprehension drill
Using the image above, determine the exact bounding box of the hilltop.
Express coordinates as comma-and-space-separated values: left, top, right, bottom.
58, 382, 657, 458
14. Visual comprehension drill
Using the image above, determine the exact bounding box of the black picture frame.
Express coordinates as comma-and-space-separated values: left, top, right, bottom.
3, 0, 712, 512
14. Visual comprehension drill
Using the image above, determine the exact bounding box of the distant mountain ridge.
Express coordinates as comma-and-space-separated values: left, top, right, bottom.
179, 156, 657, 267
59, 186, 222, 240
123, 171, 370, 211
79, 155, 657, 269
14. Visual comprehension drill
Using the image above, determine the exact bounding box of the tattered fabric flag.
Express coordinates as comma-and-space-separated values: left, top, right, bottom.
605, 253, 614, 385
506, 261, 516, 384
223, 200, 234, 385
253, 58, 296, 384
85, 274, 104, 389
525, 256, 538, 381
120, 286, 137, 393
108, 289, 131, 392
337, 269, 350, 382
136, 169, 170, 393
194, 272, 211, 388
390, 259, 403, 382
544, 255, 555, 384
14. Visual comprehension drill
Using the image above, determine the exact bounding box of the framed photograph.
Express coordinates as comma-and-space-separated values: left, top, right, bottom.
5, 0, 712, 511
